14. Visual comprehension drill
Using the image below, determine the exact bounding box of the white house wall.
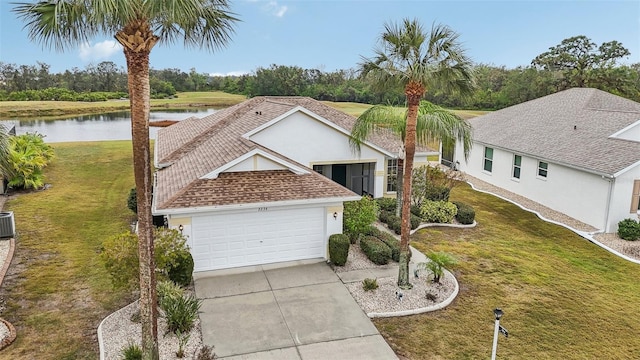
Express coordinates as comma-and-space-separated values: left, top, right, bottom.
608, 164, 640, 232
456, 143, 610, 230
248, 111, 388, 197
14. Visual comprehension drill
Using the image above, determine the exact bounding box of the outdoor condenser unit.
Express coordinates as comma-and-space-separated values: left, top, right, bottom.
0, 211, 15, 238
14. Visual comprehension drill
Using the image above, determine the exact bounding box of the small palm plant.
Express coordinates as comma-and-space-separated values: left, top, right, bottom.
418, 252, 457, 283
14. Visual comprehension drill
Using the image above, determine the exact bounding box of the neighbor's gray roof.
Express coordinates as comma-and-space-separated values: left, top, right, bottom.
154, 96, 418, 211
469, 88, 640, 176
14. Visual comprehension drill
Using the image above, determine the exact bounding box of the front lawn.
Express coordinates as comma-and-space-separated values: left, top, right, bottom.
375, 184, 640, 359
0, 141, 135, 359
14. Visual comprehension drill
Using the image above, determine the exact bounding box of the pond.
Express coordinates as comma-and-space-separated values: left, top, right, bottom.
0, 108, 218, 143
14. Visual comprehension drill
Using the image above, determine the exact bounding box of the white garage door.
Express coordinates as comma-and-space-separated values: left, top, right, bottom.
191, 207, 325, 272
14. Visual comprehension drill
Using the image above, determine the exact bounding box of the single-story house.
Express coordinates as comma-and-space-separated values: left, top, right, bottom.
454, 88, 640, 233
153, 96, 439, 272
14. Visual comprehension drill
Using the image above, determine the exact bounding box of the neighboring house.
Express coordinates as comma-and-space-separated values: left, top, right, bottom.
153, 96, 439, 272
454, 88, 640, 233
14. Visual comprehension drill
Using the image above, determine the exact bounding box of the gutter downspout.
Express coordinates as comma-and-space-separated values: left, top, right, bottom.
602, 175, 615, 233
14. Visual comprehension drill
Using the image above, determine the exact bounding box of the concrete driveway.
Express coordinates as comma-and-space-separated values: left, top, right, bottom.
194, 261, 398, 359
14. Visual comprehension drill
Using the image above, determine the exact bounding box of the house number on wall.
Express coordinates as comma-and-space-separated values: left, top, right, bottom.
258, 207, 268, 212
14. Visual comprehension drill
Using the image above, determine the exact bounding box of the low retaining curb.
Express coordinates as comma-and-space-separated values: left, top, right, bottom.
0, 318, 16, 351
367, 268, 459, 318
97, 300, 138, 360
410, 221, 476, 235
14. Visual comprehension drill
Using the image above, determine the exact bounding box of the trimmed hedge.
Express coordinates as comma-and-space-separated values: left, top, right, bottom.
376, 197, 397, 212
167, 251, 194, 286
421, 200, 457, 223
618, 218, 640, 241
377, 232, 400, 262
452, 201, 476, 225
362, 225, 382, 238
386, 214, 402, 235
410, 204, 422, 217
329, 234, 350, 266
410, 214, 421, 230
360, 236, 391, 265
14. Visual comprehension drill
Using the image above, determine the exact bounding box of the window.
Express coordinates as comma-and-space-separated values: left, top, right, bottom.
538, 161, 548, 178
512, 155, 522, 179
386, 159, 398, 192
312, 165, 323, 175
483, 147, 493, 172
631, 180, 640, 213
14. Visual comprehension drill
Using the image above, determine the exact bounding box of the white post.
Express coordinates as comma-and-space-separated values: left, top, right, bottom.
491, 318, 500, 360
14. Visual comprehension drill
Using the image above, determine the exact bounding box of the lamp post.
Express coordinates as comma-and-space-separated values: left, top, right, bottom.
491, 308, 504, 360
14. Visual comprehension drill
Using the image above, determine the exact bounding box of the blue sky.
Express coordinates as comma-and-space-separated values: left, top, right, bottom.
0, 0, 638, 76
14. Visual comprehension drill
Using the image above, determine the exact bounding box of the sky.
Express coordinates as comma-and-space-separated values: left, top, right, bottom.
0, 0, 639, 76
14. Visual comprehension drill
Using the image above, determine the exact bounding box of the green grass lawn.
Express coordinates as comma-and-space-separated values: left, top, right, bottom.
0, 91, 246, 119
1, 141, 136, 359
375, 184, 640, 359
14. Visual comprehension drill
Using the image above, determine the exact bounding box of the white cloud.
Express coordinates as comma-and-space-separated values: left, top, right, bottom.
79, 40, 122, 62
268, 1, 288, 17
209, 71, 250, 77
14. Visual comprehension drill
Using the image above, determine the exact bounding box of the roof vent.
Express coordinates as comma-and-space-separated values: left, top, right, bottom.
255, 111, 262, 115
574, 125, 577, 130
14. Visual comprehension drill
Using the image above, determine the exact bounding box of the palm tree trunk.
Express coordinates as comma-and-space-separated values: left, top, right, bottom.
124, 48, 159, 360
395, 158, 403, 218
398, 91, 421, 289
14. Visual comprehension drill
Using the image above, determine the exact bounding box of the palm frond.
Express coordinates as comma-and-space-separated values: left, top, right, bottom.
416, 101, 473, 159
349, 105, 405, 154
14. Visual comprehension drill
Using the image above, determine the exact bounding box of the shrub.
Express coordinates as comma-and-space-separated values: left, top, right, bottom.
160, 292, 202, 334
127, 188, 137, 214
411, 165, 465, 207
377, 232, 400, 262
7, 132, 54, 190
167, 251, 195, 286
343, 196, 379, 239
452, 201, 476, 225
418, 252, 458, 283
157, 280, 185, 304
328, 234, 350, 266
410, 204, 422, 217
155, 228, 194, 286
101, 228, 193, 290
376, 197, 397, 212
378, 210, 392, 224
362, 278, 378, 291
618, 218, 640, 241
420, 200, 457, 223
410, 214, 421, 230
360, 236, 391, 265
362, 225, 382, 237
121, 343, 142, 360
386, 214, 402, 235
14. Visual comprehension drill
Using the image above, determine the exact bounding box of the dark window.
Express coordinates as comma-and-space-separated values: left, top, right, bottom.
387, 159, 398, 192
483, 147, 493, 172
513, 155, 522, 179
538, 161, 548, 178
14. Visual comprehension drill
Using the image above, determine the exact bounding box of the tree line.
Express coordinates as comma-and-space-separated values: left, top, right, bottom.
1, 35, 638, 109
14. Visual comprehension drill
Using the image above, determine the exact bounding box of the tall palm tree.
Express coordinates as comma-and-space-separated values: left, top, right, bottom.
359, 18, 474, 289
13, 1, 237, 358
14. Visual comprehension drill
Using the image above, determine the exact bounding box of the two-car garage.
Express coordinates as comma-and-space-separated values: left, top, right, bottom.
186, 206, 329, 272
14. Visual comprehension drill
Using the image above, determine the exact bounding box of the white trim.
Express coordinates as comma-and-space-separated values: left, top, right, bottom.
243, 106, 396, 158
154, 195, 361, 216
609, 119, 640, 139
613, 159, 640, 178
200, 148, 310, 179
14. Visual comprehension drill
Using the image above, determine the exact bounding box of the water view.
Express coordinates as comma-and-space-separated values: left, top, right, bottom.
0, 108, 218, 143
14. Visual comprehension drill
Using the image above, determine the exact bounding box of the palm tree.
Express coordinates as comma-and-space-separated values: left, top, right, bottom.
358, 18, 474, 289
13, 1, 237, 358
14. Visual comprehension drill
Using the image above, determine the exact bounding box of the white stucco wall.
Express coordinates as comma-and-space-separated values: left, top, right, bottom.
455, 142, 611, 230
248, 111, 389, 197
608, 164, 640, 232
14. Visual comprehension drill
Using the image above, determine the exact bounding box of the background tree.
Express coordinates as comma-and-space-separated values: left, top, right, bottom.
13, 1, 238, 358
359, 18, 474, 289
531, 35, 630, 89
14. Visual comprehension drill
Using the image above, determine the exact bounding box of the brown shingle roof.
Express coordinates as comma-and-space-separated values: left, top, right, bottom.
155, 97, 401, 211
161, 170, 358, 209
470, 88, 640, 175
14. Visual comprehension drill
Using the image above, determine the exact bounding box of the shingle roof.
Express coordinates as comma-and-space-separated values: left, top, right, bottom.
161, 170, 358, 209
469, 88, 640, 176
154, 96, 406, 211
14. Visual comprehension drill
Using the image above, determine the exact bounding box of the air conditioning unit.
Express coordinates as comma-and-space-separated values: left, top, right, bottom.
0, 212, 15, 238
